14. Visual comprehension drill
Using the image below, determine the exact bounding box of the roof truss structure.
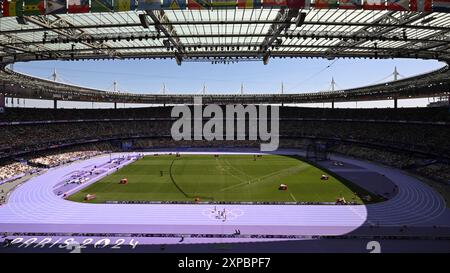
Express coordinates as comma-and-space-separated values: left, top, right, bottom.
0, 9, 449, 65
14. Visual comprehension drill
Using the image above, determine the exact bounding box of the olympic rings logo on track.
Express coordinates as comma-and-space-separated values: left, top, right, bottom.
202, 207, 244, 221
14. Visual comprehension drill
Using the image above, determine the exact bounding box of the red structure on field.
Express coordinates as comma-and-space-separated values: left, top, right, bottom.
336, 197, 347, 205
119, 178, 128, 184
84, 194, 96, 201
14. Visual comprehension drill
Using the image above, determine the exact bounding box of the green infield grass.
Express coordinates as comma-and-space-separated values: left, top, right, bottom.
68, 154, 379, 204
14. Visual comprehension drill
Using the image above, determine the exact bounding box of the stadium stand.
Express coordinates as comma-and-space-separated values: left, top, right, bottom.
0, 106, 448, 185
0, 161, 37, 182
29, 150, 104, 168
0, 104, 449, 123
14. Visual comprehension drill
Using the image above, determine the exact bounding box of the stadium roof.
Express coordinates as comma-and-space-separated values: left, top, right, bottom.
1, 6, 450, 104
1, 63, 449, 104
1, 8, 450, 64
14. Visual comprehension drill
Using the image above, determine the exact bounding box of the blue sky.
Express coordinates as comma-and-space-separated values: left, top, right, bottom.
8, 58, 445, 108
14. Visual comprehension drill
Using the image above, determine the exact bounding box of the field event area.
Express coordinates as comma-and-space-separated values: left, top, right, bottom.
68, 154, 376, 204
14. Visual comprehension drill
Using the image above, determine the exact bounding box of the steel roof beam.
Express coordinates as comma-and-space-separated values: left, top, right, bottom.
23, 15, 120, 59
327, 11, 429, 56
36, 50, 440, 61
3, 20, 450, 35
32, 43, 449, 56
258, 8, 298, 63
145, 10, 186, 65
399, 29, 450, 54
4, 33, 450, 47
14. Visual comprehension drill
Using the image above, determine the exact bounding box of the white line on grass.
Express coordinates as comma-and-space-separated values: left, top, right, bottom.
289, 193, 298, 202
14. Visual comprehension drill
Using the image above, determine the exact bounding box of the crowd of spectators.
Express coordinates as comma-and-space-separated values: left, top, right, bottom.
329, 144, 418, 169
0, 120, 171, 155
329, 143, 450, 184
0, 106, 448, 184
416, 163, 450, 183
1, 105, 448, 123
0, 142, 116, 182
0, 161, 37, 182
29, 150, 102, 168
282, 120, 449, 157
1, 117, 447, 159
280, 106, 450, 123
26, 142, 116, 168
0, 107, 172, 123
